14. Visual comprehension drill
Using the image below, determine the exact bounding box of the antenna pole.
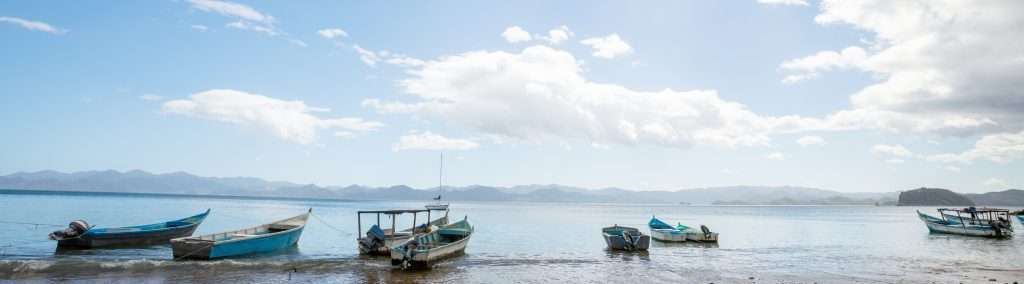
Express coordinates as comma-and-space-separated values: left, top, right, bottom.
439, 152, 443, 192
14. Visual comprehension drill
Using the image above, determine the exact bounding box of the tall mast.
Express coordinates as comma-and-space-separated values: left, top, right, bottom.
438, 152, 444, 194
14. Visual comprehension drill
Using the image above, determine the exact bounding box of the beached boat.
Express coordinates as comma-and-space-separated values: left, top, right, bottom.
391, 217, 473, 269
648, 216, 687, 242
648, 216, 718, 243
171, 209, 310, 260
357, 207, 449, 256
49, 209, 210, 248
917, 208, 1013, 238
602, 225, 650, 251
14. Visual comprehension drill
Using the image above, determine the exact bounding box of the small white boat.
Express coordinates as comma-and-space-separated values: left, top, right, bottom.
917, 208, 1013, 238
648, 216, 686, 242
356, 207, 449, 256
602, 225, 650, 251
391, 217, 473, 269
648, 216, 718, 242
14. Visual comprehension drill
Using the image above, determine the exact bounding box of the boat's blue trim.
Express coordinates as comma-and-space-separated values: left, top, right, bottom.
84, 209, 210, 237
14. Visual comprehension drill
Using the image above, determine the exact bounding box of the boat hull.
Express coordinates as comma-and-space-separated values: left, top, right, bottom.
56, 210, 209, 249
172, 211, 309, 260
602, 226, 650, 251
390, 233, 471, 269
359, 235, 413, 256
650, 229, 687, 242
684, 229, 719, 242
359, 216, 448, 256
918, 211, 1010, 238
390, 219, 473, 269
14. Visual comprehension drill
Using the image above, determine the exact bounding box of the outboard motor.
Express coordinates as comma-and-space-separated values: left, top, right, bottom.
49, 220, 90, 240
700, 225, 712, 237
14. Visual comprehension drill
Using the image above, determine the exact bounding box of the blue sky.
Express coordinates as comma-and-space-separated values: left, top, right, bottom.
2, 1, 1021, 192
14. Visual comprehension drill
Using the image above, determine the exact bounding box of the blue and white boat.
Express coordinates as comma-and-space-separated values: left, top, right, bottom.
49, 209, 210, 248
171, 209, 310, 260
648, 216, 718, 243
917, 208, 1013, 238
391, 217, 473, 269
648, 216, 687, 242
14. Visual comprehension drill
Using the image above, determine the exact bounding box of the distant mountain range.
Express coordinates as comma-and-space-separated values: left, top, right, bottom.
897, 187, 1024, 206
0, 170, 900, 205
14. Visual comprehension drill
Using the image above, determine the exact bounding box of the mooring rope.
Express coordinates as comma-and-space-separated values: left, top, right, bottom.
309, 213, 349, 236
0, 220, 65, 228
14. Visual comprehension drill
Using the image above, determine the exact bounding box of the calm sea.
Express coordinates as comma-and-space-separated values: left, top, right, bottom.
1, 191, 1023, 283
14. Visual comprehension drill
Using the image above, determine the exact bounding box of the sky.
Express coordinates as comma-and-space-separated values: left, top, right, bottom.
1, 1, 1022, 193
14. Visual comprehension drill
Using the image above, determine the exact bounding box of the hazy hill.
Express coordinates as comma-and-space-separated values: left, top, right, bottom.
0, 170, 901, 205
964, 189, 1024, 206
897, 187, 975, 206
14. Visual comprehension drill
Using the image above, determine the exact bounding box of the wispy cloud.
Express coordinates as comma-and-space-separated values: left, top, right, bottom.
796, 135, 825, 147
162, 89, 382, 145
757, 0, 809, 6
317, 28, 348, 39
0, 16, 64, 34
139, 94, 164, 101
188, 0, 273, 24
765, 152, 786, 161
392, 131, 479, 151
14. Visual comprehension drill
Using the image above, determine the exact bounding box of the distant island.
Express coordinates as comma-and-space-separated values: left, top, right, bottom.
6, 169, 1021, 205
897, 187, 1024, 206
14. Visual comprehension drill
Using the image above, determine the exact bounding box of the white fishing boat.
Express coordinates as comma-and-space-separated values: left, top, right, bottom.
648, 216, 718, 243
390, 217, 473, 269
648, 216, 686, 242
602, 225, 650, 251
356, 207, 449, 256
917, 208, 1013, 238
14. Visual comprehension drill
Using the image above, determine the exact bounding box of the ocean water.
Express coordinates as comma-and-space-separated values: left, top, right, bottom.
1, 191, 1023, 283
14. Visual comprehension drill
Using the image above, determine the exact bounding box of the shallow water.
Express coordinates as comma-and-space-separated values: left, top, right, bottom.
1, 191, 1023, 283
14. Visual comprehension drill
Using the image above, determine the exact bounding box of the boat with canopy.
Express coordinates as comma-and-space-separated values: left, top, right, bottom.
917, 207, 1013, 238
356, 207, 449, 256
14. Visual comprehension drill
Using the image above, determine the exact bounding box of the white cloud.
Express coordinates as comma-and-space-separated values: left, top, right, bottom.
984, 178, 1008, 188
0, 16, 64, 34
353, 45, 381, 67
765, 152, 786, 161
944, 165, 961, 173
191, 24, 208, 32
162, 89, 382, 145
540, 25, 573, 44
364, 45, 822, 148
796, 135, 825, 147
779, 1, 1024, 141
779, 46, 867, 83
139, 94, 164, 101
190, 0, 278, 36
502, 26, 532, 43
188, 0, 273, 24
317, 28, 348, 39
288, 39, 307, 47
885, 158, 904, 164
226, 21, 277, 36
871, 144, 913, 157
926, 130, 1024, 164
757, 0, 809, 6
580, 34, 633, 59
392, 132, 479, 151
